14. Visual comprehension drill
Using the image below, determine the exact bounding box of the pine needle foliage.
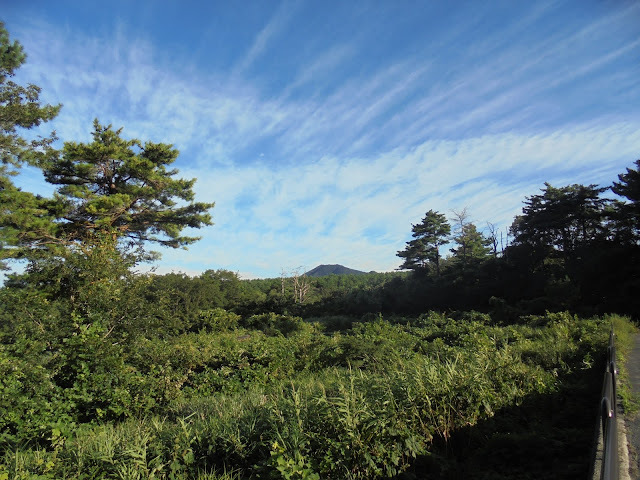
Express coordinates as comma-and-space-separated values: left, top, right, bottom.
41, 119, 215, 252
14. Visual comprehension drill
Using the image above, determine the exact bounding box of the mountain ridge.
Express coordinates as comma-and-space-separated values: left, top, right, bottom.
305, 264, 367, 277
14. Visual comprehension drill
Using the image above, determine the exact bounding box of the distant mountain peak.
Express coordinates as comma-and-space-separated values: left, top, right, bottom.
305, 264, 367, 277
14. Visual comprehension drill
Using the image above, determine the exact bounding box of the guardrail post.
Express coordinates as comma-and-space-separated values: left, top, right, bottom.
600, 329, 619, 480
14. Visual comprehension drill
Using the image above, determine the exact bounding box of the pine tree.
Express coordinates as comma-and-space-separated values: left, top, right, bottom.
450, 222, 492, 270
0, 23, 213, 277
510, 183, 610, 257
41, 119, 214, 253
612, 159, 640, 241
397, 210, 450, 275
0, 22, 61, 269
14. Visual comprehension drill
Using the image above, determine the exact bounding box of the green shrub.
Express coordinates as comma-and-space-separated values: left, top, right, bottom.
307, 315, 356, 332
240, 313, 307, 337
194, 308, 241, 333
0, 346, 64, 449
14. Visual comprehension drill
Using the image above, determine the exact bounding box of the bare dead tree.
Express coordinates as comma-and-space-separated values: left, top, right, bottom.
486, 221, 499, 257
291, 267, 310, 304
296, 275, 310, 304
451, 208, 469, 234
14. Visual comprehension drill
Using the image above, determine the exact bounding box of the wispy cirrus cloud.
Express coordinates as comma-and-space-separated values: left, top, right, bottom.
280, 43, 357, 99
169, 121, 640, 277
4, 1, 639, 280
14, 1, 639, 168
233, 1, 298, 76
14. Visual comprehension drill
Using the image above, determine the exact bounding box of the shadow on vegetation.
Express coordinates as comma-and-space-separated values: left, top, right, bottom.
399, 358, 603, 480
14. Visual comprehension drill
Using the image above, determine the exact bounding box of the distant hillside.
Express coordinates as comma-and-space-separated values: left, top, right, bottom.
305, 264, 368, 277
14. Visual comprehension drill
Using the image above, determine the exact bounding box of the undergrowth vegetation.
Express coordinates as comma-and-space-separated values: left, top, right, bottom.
0, 310, 629, 479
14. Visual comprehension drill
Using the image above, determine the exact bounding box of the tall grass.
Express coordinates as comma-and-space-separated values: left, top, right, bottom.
1, 311, 627, 479
609, 314, 639, 414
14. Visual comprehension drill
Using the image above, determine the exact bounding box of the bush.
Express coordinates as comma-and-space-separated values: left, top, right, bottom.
240, 313, 308, 337
194, 308, 241, 333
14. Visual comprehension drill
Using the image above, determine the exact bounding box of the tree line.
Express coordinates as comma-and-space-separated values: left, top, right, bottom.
392, 170, 640, 317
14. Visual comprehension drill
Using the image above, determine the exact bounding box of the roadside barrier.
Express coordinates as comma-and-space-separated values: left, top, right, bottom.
598, 329, 619, 480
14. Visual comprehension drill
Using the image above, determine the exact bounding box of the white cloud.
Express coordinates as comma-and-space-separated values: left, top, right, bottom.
170, 121, 640, 277
3, 3, 639, 280
233, 1, 297, 75
282, 44, 357, 97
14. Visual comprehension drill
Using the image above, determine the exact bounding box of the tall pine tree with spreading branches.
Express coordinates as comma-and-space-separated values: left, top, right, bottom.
0, 22, 61, 269
42, 119, 214, 254
397, 210, 450, 275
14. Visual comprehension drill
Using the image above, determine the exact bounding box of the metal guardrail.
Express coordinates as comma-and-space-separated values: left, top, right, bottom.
600, 329, 619, 480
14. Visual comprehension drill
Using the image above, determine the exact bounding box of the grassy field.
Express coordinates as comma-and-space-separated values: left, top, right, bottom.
1, 311, 634, 479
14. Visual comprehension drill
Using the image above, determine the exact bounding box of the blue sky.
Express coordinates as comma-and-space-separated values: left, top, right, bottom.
2, 0, 640, 278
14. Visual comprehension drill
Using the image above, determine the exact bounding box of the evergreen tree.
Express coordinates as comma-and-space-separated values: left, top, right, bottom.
0, 24, 213, 339
40, 119, 214, 254
2, 120, 214, 324
450, 222, 492, 270
397, 210, 450, 275
510, 183, 610, 260
505, 182, 614, 312
612, 159, 640, 242
612, 159, 640, 205
0, 22, 61, 269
